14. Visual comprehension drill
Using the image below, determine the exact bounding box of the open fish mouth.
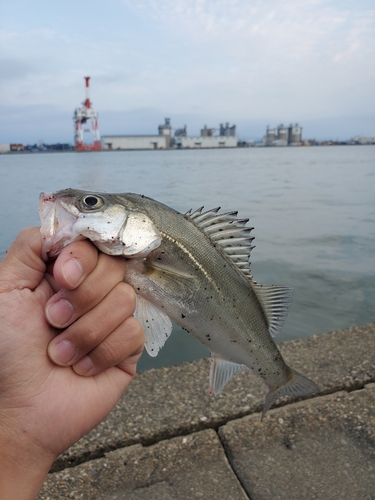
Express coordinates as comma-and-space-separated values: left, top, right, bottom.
39, 192, 84, 260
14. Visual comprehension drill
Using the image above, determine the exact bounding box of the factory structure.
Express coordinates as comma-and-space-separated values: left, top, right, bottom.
264, 123, 303, 146
102, 119, 238, 150
73, 77, 101, 151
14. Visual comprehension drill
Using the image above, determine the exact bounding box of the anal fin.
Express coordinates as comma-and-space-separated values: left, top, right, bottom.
209, 355, 247, 395
134, 295, 173, 357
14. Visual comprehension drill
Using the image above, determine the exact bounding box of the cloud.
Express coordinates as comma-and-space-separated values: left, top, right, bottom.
0, 58, 36, 80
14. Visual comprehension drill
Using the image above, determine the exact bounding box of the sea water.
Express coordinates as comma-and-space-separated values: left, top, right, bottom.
1, 146, 374, 370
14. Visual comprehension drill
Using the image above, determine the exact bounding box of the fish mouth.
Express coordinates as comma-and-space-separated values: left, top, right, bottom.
39, 192, 84, 260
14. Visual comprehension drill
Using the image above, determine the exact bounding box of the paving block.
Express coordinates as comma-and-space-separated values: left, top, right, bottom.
52, 323, 375, 472
219, 384, 375, 500
38, 429, 248, 500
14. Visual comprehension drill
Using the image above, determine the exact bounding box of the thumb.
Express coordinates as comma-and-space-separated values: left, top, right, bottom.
0, 227, 46, 293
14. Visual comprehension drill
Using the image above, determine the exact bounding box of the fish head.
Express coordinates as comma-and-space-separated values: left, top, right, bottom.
39, 188, 162, 261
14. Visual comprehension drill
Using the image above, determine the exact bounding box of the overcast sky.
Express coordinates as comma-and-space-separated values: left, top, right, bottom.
1, 0, 374, 143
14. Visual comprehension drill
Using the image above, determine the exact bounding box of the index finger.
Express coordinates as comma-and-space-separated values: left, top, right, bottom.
0, 227, 45, 293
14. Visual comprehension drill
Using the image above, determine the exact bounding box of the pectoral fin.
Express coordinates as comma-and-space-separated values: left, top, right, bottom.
134, 295, 173, 357
209, 354, 247, 395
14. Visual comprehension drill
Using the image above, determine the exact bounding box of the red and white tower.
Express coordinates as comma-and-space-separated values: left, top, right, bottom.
73, 76, 101, 151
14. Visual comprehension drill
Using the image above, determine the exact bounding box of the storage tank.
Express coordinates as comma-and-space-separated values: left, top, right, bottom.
289, 123, 302, 144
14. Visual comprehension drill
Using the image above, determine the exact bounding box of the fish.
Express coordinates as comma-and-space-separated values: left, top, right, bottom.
39, 188, 318, 418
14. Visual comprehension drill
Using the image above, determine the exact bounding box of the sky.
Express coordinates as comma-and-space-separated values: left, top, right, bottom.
0, 0, 374, 143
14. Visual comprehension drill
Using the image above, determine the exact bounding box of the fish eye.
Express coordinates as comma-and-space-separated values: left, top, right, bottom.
81, 195, 103, 210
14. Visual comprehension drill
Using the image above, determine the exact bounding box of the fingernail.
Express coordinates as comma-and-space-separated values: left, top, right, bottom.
46, 299, 74, 327
49, 340, 77, 365
73, 355, 94, 375
62, 258, 83, 288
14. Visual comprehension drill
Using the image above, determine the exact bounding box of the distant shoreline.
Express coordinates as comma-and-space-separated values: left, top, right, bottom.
1, 143, 375, 155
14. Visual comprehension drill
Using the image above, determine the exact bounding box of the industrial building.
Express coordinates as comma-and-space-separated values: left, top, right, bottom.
0, 144, 11, 153
102, 119, 238, 150
175, 122, 238, 149
264, 123, 302, 146
102, 118, 171, 150
102, 135, 168, 150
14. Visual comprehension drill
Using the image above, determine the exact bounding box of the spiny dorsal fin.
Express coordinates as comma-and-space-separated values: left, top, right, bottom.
253, 284, 293, 336
185, 206, 255, 279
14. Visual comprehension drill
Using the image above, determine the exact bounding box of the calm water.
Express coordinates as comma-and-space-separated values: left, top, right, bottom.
1, 146, 374, 370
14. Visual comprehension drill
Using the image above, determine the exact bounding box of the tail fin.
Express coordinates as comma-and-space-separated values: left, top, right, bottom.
262, 369, 319, 420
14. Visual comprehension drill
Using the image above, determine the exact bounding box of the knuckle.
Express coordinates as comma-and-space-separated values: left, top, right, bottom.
79, 281, 98, 304
124, 317, 144, 347
81, 320, 103, 345
115, 283, 137, 312
99, 253, 126, 275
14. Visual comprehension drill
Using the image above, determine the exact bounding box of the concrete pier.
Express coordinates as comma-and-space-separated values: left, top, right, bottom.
38, 323, 375, 499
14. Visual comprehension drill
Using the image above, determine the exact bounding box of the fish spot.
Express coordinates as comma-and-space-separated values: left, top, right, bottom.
181, 314, 186, 319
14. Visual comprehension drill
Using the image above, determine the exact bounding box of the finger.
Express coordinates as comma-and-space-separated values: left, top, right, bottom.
45, 252, 127, 328
47, 282, 136, 365
73, 316, 144, 377
48, 240, 100, 293
0, 228, 45, 293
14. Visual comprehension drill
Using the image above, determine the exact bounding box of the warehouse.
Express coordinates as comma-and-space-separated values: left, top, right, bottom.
175, 135, 237, 148
102, 135, 167, 150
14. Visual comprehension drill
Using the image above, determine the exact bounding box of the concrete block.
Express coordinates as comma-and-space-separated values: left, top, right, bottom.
38, 429, 248, 499
219, 384, 375, 499
52, 323, 375, 472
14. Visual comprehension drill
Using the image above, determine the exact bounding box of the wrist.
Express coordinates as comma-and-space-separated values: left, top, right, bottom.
0, 421, 55, 499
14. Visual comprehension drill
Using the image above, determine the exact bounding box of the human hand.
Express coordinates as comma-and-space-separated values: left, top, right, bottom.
0, 228, 144, 499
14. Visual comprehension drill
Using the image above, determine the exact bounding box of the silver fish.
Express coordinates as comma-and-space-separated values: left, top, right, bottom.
39, 189, 318, 418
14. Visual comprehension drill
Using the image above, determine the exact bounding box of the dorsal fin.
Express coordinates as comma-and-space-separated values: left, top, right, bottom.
185, 206, 255, 279
253, 284, 294, 336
